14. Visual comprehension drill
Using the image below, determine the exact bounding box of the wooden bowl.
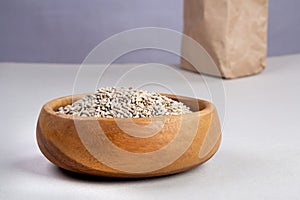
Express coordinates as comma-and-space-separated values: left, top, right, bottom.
36, 94, 221, 178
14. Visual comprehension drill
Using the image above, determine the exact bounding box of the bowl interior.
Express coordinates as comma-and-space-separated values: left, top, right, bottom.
46, 93, 210, 119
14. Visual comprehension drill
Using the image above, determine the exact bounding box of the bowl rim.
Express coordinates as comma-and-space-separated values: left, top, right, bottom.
42, 93, 215, 121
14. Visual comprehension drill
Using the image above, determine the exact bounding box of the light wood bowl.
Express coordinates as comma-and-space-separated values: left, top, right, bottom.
36, 94, 222, 178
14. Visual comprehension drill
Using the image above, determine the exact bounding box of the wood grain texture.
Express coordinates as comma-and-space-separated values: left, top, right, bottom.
36, 94, 222, 178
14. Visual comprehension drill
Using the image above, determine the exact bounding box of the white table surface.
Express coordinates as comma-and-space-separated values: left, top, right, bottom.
1, 55, 300, 199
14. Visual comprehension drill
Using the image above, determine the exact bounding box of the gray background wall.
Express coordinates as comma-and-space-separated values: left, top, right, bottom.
0, 0, 300, 64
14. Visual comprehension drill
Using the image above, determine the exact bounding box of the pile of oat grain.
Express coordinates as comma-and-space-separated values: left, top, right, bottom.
57, 87, 191, 118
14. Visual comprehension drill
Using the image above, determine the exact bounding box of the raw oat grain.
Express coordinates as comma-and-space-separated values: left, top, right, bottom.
57, 87, 191, 118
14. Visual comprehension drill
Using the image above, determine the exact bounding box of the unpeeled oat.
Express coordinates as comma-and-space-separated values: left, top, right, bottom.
57, 87, 191, 118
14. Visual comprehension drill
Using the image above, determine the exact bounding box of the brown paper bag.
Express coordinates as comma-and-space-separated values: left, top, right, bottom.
181, 0, 268, 79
